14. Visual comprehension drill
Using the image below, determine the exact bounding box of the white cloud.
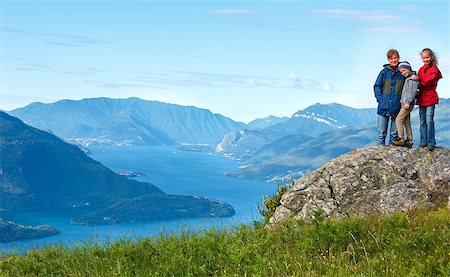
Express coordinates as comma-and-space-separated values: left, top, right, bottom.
312, 8, 422, 34
284, 73, 333, 92
0, 27, 33, 35
0, 26, 109, 46
312, 9, 401, 22
321, 81, 333, 92
0, 55, 30, 62
284, 73, 300, 87
399, 5, 423, 12
361, 27, 418, 33
208, 9, 254, 15
247, 79, 257, 85
130, 70, 275, 89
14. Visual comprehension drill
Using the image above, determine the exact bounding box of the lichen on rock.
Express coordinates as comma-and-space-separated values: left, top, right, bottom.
268, 146, 450, 227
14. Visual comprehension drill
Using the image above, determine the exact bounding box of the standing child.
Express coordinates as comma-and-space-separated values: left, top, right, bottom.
392, 61, 418, 148
374, 49, 404, 145
416, 48, 443, 151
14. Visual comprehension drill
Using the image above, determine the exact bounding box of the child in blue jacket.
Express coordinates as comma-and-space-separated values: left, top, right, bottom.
374, 49, 405, 145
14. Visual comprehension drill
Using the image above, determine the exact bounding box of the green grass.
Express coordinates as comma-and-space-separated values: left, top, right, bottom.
1, 208, 449, 276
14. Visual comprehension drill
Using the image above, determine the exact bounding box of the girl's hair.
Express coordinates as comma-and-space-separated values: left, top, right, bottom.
421, 48, 439, 66
387, 49, 399, 59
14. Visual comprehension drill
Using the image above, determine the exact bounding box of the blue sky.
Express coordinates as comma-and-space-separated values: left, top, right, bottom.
0, 0, 449, 122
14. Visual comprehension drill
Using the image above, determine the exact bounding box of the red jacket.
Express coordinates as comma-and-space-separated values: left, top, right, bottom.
417, 64, 442, 106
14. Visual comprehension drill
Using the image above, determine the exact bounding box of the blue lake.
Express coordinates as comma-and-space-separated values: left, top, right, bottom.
0, 146, 277, 254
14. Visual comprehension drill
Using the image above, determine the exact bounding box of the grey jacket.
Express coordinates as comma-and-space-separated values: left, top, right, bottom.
400, 73, 419, 105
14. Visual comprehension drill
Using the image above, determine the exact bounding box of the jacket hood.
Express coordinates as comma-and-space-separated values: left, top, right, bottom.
383, 63, 398, 71
436, 66, 443, 80
405, 71, 416, 78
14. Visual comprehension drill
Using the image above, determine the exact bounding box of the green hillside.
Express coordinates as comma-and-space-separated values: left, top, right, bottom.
0, 111, 234, 228
1, 208, 448, 276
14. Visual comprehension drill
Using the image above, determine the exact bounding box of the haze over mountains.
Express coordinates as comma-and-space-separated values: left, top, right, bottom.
9, 99, 376, 148
7, 97, 450, 183
228, 98, 450, 182
10, 97, 246, 146
0, 112, 235, 237
272, 103, 375, 136
215, 103, 376, 160
247, 116, 289, 130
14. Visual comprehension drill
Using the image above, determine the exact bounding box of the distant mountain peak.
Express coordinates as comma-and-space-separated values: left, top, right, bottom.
289, 102, 376, 130
292, 110, 344, 128
10, 97, 247, 146
248, 115, 289, 130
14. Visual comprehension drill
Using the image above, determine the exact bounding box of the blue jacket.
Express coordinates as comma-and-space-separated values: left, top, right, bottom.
374, 64, 405, 117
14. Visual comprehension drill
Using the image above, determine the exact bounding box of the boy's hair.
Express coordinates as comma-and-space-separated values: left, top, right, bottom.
421, 48, 439, 66
387, 49, 399, 59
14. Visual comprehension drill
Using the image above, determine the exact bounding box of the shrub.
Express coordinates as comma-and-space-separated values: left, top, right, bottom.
256, 182, 293, 222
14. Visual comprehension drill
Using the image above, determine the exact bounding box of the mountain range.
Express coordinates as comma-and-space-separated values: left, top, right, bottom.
215, 103, 376, 160
227, 98, 450, 182
0, 112, 235, 232
6, 97, 450, 184
9, 97, 246, 146
247, 116, 289, 129
267, 103, 375, 136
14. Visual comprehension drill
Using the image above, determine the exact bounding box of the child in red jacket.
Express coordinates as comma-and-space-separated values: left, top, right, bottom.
417, 48, 443, 151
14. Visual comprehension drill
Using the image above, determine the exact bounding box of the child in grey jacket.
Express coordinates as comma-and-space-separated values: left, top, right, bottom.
392, 61, 419, 148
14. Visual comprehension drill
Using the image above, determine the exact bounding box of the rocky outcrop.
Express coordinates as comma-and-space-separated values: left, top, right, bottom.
268, 146, 450, 226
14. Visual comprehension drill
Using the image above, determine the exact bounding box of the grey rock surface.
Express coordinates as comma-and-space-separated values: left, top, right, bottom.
268, 146, 450, 226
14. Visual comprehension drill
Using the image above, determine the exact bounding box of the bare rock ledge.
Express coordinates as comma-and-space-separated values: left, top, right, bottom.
268, 146, 450, 227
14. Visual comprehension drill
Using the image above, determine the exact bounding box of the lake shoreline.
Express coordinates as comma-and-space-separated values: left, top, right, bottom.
0, 146, 277, 254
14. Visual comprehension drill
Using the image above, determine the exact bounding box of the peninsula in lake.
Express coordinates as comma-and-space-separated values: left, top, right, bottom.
0, 112, 235, 241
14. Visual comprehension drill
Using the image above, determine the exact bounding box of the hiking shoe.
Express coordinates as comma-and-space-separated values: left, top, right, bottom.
405, 141, 413, 148
427, 145, 434, 151
419, 144, 427, 148
391, 139, 405, 147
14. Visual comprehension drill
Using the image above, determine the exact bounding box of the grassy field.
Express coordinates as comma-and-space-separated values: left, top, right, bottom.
1, 207, 448, 276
